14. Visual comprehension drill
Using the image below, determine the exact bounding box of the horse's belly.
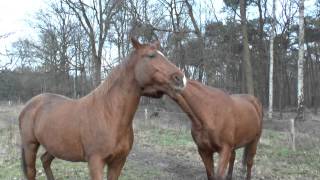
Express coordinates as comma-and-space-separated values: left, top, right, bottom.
40, 138, 85, 162
35, 123, 85, 162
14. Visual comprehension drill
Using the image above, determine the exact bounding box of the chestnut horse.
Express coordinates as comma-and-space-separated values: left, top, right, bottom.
19, 38, 186, 180
172, 80, 262, 180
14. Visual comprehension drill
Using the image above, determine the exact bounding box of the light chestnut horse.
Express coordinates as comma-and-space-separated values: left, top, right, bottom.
19, 38, 186, 180
172, 80, 263, 180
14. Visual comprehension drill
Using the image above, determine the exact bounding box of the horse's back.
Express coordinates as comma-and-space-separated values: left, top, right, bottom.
20, 93, 69, 112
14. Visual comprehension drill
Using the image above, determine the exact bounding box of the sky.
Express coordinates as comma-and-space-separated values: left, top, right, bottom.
0, 0, 46, 57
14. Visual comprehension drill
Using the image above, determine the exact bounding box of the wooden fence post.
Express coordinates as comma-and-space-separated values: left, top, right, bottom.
290, 118, 296, 151
144, 108, 148, 121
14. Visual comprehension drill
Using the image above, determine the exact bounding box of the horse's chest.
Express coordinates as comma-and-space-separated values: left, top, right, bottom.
83, 127, 134, 160
113, 131, 134, 153
191, 129, 219, 151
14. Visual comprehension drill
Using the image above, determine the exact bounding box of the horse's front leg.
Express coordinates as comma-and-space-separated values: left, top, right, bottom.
216, 145, 232, 180
226, 150, 236, 180
88, 155, 106, 180
107, 156, 127, 180
198, 148, 214, 180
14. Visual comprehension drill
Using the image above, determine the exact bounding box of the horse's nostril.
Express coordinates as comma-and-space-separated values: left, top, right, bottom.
175, 75, 180, 82
171, 73, 186, 90
172, 74, 183, 85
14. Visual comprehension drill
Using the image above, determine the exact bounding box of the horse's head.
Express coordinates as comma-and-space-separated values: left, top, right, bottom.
131, 37, 186, 98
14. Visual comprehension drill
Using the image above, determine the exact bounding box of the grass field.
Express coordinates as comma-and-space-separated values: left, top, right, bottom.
0, 104, 320, 179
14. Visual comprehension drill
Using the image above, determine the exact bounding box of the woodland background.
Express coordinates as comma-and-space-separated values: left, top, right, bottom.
0, 0, 319, 116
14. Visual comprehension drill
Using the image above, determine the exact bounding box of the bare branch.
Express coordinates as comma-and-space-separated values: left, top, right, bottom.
184, 0, 201, 38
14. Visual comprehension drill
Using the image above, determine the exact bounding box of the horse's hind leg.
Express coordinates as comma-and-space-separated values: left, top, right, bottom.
226, 150, 236, 180
41, 151, 55, 180
242, 140, 258, 180
22, 142, 39, 180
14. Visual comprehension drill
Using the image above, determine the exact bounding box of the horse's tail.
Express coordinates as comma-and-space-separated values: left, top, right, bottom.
242, 144, 248, 168
19, 96, 42, 178
19, 104, 28, 178
21, 147, 28, 177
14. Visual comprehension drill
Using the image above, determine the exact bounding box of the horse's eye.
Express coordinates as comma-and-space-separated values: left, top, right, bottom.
148, 53, 156, 59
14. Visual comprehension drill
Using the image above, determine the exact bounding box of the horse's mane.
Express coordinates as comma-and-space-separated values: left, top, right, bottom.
88, 52, 137, 98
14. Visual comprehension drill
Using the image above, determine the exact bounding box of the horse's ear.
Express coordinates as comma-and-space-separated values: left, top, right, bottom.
151, 40, 160, 49
131, 37, 142, 49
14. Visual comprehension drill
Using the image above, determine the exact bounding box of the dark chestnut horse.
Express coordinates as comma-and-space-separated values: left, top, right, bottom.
172, 80, 262, 180
19, 38, 186, 180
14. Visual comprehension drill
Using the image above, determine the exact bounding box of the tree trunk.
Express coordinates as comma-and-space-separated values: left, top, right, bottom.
93, 54, 101, 87
74, 55, 78, 98
313, 47, 319, 114
296, 0, 305, 121
185, 0, 205, 82
279, 55, 283, 120
268, 0, 276, 119
240, 0, 254, 95
256, 0, 267, 106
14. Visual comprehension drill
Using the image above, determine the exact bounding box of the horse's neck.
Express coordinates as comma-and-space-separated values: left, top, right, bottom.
178, 82, 206, 128
84, 63, 141, 125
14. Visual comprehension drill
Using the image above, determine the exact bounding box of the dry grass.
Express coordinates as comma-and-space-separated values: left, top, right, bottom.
0, 104, 320, 179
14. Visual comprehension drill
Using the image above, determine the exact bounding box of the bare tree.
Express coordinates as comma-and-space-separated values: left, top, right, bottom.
64, 0, 123, 87
240, 0, 254, 95
2, 0, 320, 112
185, 0, 206, 82
0, 33, 14, 70
268, 0, 276, 119
297, 0, 305, 120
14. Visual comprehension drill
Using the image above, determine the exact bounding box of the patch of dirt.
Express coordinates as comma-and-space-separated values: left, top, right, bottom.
128, 144, 206, 180
127, 141, 274, 180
